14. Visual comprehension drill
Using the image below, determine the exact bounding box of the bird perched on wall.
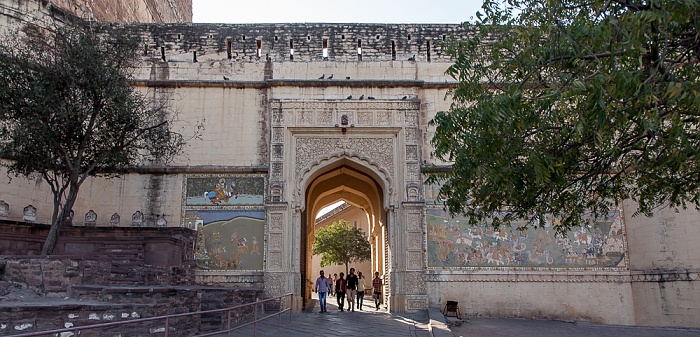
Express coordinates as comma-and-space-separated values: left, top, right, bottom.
223, 76, 230, 81
402, 96, 408, 100
319, 74, 325, 79
328, 74, 334, 79
408, 55, 415, 61
346, 76, 351, 80
359, 94, 365, 100
346, 95, 353, 99
367, 96, 375, 100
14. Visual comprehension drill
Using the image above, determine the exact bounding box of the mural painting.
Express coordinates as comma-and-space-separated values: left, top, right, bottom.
425, 184, 628, 269
184, 175, 265, 206
182, 174, 266, 270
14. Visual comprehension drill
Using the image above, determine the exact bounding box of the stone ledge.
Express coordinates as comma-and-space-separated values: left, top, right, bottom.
427, 307, 454, 337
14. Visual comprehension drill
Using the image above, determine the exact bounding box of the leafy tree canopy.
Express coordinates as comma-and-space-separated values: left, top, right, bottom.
0, 22, 195, 254
429, 0, 700, 232
311, 219, 371, 275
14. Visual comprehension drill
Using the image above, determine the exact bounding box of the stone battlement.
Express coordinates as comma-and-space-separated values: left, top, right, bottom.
114, 23, 466, 63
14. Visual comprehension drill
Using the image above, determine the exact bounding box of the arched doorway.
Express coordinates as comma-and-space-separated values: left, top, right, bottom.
300, 160, 388, 308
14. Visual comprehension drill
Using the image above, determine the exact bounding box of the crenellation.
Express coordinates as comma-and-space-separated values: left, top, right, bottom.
111, 23, 465, 65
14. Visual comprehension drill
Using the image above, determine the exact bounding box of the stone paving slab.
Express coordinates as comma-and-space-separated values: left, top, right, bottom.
229, 298, 430, 337
449, 317, 700, 337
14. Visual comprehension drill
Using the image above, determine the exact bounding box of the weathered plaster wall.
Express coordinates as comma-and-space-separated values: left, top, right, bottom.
426, 276, 636, 325
624, 203, 700, 327
50, 0, 192, 23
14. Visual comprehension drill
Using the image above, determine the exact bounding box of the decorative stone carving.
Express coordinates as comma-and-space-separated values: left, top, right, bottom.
407, 251, 423, 270
84, 210, 97, 227
406, 183, 421, 202
23, 205, 37, 222
270, 213, 283, 231
317, 111, 332, 125
406, 145, 418, 161
110, 213, 120, 226
406, 163, 420, 181
297, 110, 313, 125
425, 272, 633, 283
132, 211, 144, 227
405, 128, 417, 144
407, 298, 427, 310
295, 137, 394, 175
271, 163, 283, 178
403, 273, 426, 295
268, 252, 283, 269
407, 232, 422, 250
264, 273, 289, 297
0, 200, 8, 217
405, 111, 418, 126
406, 213, 421, 231
272, 144, 283, 160
156, 214, 167, 227
357, 111, 372, 125
270, 183, 284, 202
269, 233, 283, 250
272, 128, 284, 143
377, 111, 392, 126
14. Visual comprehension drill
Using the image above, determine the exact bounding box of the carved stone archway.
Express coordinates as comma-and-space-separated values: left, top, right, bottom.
264, 99, 428, 312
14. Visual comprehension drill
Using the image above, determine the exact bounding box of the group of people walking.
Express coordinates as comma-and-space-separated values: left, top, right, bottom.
314, 268, 383, 313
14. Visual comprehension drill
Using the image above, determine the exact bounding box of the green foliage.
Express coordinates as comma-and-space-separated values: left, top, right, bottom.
311, 219, 371, 273
0, 23, 196, 254
430, 0, 700, 232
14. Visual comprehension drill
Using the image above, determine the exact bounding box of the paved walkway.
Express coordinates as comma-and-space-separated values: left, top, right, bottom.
229, 294, 700, 337
232, 295, 430, 337
451, 317, 700, 337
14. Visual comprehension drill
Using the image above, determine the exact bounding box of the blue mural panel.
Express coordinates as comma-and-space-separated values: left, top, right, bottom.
182, 174, 266, 271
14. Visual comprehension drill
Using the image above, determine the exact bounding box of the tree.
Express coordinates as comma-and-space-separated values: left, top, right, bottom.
311, 219, 371, 275
0, 23, 194, 255
429, 0, 700, 232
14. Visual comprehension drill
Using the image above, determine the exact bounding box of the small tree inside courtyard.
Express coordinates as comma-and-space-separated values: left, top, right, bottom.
311, 219, 371, 275
0, 23, 196, 255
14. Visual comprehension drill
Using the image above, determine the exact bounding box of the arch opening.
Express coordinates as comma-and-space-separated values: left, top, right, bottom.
301, 163, 388, 308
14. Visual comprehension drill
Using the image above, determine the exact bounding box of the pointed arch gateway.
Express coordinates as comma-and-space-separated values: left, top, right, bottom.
264, 99, 428, 313
302, 159, 388, 307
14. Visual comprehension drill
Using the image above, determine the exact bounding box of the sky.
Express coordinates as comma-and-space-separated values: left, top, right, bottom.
192, 0, 483, 24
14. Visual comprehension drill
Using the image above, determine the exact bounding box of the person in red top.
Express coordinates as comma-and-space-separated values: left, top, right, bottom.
372, 271, 383, 310
335, 272, 347, 312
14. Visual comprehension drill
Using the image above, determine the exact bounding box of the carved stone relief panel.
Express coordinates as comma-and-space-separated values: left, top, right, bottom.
407, 251, 423, 270
295, 137, 394, 174
268, 252, 283, 270
405, 128, 417, 144
270, 213, 283, 231
317, 111, 333, 125
271, 163, 283, 179
406, 163, 420, 181
403, 272, 427, 295
357, 111, 373, 125
407, 298, 427, 310
272, 127, 284, 143
269, 233, 283, 250
272, 145, 283, 160
405, 111, 418, 126
407, 232, 422, 250
377, 111, 392, 126
406, 212, 422, 231
297, 110, 313, 125
406, 145, 418, 161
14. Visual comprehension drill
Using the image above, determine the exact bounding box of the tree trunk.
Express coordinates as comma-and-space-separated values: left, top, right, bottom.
41, 181, 80, 256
